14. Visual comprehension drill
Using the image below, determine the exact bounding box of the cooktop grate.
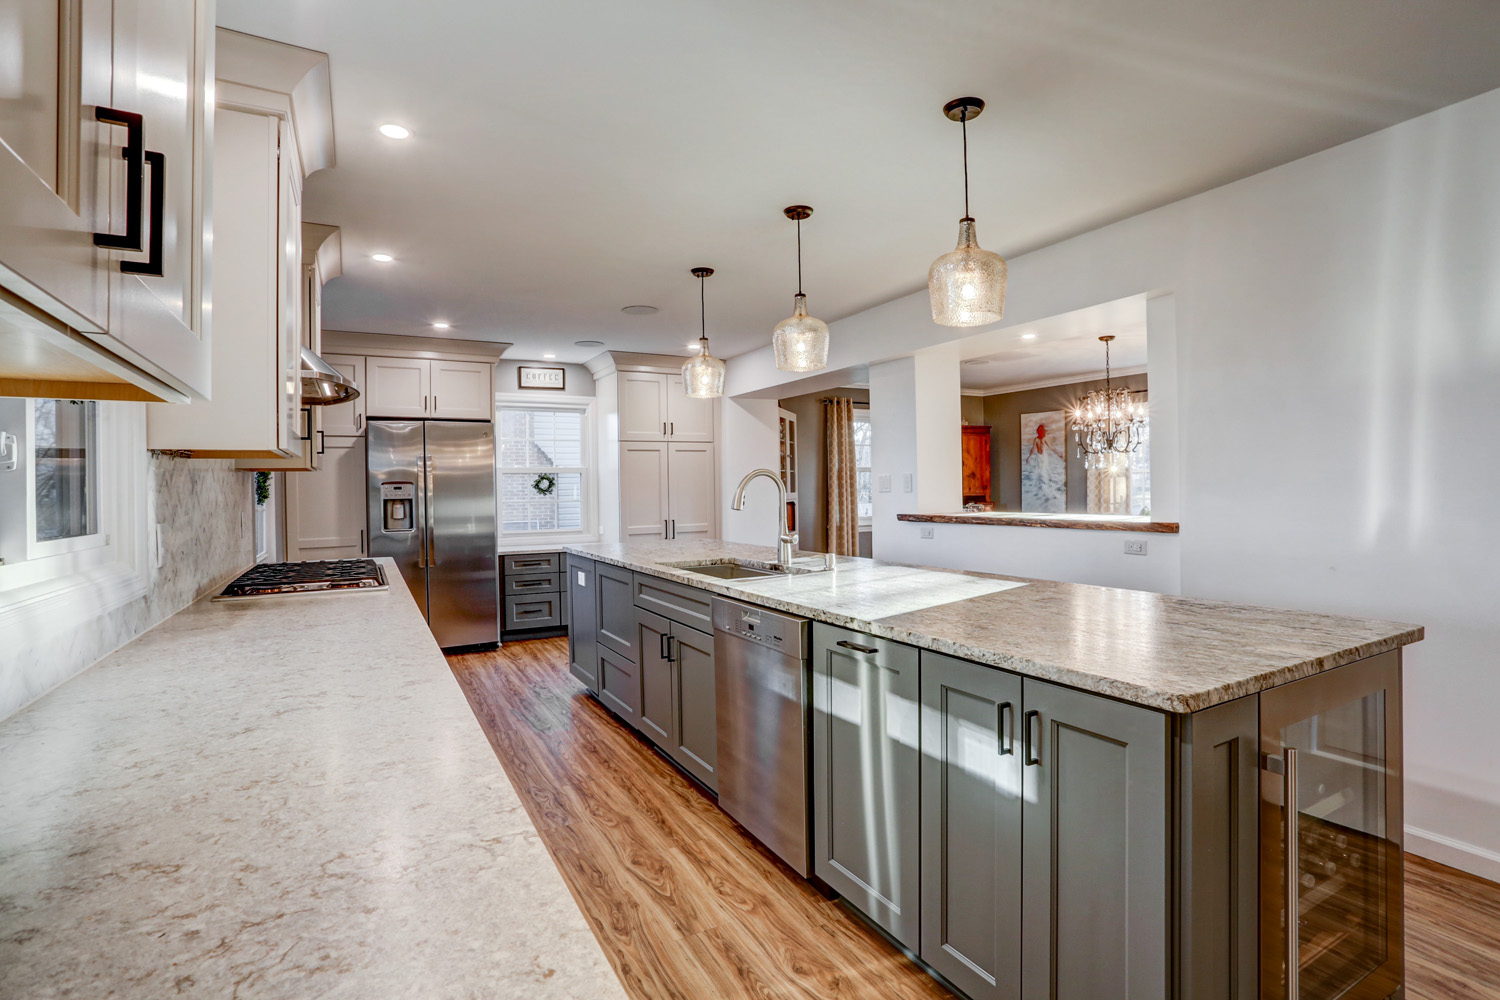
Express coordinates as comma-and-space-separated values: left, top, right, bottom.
215, 559, 388, 600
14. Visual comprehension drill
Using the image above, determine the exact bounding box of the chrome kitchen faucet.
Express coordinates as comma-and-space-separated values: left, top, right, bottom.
731, 468, 798, 566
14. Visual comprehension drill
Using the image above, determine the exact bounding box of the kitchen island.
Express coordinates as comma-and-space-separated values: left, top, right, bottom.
0, 558, 625, 1000
564, 538, 1422, 1000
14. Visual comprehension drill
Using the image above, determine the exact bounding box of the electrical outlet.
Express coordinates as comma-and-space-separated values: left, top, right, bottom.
919, 525, 934, 539
878, 474, 892, 493
902, 473, 913, 493
1124, 539, 1147, 556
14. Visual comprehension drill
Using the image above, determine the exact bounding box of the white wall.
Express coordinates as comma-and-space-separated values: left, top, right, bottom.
723, 86, 1500, 878
718, 397, 782, 546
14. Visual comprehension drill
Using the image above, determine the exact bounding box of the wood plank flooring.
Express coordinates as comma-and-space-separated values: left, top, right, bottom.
448, 637, 1500, 1000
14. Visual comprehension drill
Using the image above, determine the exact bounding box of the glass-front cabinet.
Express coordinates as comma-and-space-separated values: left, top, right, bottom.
1260, 651, 1403, 1000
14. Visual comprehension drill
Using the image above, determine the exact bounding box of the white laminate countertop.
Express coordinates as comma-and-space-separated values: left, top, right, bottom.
0, 559, 625, 1000
564, 540, 1423, 713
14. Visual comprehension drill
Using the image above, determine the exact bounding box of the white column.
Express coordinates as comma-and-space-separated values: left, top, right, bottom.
869, 345, 961, 561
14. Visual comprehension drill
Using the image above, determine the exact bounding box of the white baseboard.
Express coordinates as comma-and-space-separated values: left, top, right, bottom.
1406, 825, 1500, 883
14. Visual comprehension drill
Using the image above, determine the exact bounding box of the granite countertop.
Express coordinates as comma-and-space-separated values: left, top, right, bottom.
565, 540, 1422, 713
0, 559, 625, 1000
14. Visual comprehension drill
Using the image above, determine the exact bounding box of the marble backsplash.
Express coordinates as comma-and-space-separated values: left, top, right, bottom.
1, 452, 254, 720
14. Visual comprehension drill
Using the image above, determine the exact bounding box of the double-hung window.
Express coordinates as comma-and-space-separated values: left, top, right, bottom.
853, 406, 873, 527
497, 403, 594, 539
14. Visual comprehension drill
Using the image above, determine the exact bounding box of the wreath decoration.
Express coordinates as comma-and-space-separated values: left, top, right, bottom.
531, 473, 557, 496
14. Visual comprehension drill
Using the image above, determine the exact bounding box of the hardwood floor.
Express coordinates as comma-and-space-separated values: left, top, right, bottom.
448, 637, 1500, 1000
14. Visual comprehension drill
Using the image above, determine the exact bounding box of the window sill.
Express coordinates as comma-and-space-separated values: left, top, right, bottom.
897, 512, 1179, 533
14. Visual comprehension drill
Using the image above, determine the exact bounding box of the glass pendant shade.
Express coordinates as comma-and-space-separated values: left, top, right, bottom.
929, 218, 1007, 328
772, 293, 830, 372
682, 339, 725, 398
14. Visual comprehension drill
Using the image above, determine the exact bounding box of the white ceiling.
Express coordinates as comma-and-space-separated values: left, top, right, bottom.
216, 0, 1500, 365
958, 295, 1147, 393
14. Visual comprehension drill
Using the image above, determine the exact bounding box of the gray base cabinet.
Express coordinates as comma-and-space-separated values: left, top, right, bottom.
597, 642, 641, 726
1019, 674, 1169, 1000
634, 583, 717, 791
566, 555, 598, 691
812, 623, 921, 949
920, 651, 1023, 1000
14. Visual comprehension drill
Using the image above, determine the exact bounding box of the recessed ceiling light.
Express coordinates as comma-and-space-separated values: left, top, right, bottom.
371, 253, 394, 262
621, 305, 658, 315
574, 340, 604, 348
1020, 332, 1037, 340
542, 353, 556, 359
432, 321, 451, 330
379, 123, 411, 139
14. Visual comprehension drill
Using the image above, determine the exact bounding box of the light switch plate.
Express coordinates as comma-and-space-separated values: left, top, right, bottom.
902, 473, 913, 493
1124, 539, 1148, 556
878, 474, 892, 493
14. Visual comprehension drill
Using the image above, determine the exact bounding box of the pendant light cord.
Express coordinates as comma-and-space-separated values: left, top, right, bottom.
796, 216, 804, 296
961, 108, 971, 220
699, 273, 707, 346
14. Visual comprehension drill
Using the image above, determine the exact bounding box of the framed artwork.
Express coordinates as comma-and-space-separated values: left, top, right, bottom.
517, 366, 566, 390
1020, 410, 1067, 513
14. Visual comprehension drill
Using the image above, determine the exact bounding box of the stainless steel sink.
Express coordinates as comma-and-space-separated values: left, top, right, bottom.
668, 559, 816, 579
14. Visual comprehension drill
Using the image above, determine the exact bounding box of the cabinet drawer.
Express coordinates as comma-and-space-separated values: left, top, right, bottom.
504, 571, 561, 596
633, 573, 713, 632
504, 594, 562, 631
503, 552, 560, 575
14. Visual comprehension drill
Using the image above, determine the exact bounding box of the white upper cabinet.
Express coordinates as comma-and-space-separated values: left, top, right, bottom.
430, 361, 492, 420
366, 358, 492, 420
320, 354, 365, 437
619, 371, 715, 441
0, 0, 213, 403
667, 375, 714, 442
619, 371, 669, 440
365, 357, 431, 418
147, 32, 336, 462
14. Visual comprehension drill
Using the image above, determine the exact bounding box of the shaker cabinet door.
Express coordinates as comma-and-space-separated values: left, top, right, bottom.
666, 375, 714, 441
811, 623, 921, 949
621, 442, 669, 540
919, 651, 1023, 1000
618, 371, 668, 440
284, 437, 366, 561
1020, 677, 1170, 1000
320, 355, 365, 436
671, 623, 717, 791
431, 360, 492, 420
566, 555, 598, 691
365, 357, 430, 418
635, 608, 675, 750
666, 443, 714, 539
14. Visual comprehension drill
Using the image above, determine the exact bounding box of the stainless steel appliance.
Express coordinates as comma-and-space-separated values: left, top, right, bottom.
1259, 651, 1403, 1000
214, 558, 387, 601
712, 596, 812, 876
367, 420, 498, 650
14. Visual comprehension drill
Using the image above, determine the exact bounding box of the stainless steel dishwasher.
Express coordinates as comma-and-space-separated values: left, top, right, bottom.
712, 596, 813, 876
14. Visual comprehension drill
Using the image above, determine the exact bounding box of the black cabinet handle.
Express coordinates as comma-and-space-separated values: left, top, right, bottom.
93, 107, 144, 252
1024, 710, 1042, 766
298, 406, 312, 442
316, 429, 326, 455
836, 639, 879, 655
998, 701, 1015, 755
119, 150, 164, 276
659, 631, 671, 660
667, 635, 677, 663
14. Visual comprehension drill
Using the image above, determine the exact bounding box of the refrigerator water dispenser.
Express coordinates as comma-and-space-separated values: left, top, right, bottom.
380, 482, 416, 532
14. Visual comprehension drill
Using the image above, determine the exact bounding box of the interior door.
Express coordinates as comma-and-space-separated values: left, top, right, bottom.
667, 375, 714, 441
424, 421, 499, 649
0, 0, 112, 334
104, 0, 212, 396
667, 442, 714, 539
621, 441, 668, 539
1258, 652, 1403, 1000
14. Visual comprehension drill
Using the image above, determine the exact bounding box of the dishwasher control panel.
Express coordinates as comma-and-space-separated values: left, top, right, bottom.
711, 598, 808, 657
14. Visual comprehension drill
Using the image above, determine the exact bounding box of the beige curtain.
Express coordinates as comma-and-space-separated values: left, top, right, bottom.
824, 397, 858, 556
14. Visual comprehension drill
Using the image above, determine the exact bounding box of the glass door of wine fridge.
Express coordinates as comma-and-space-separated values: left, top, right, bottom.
1260, 651, 1403, 1000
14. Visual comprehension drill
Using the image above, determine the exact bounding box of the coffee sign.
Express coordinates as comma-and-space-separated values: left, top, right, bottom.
518, 366, 566, 390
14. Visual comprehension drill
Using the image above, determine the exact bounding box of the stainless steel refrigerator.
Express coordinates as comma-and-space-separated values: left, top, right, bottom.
367, 420, 499, 649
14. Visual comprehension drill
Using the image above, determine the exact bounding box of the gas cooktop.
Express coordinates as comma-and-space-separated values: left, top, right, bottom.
214, 559, 388, 601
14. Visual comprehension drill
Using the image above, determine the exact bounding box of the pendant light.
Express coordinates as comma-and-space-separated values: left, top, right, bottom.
682, 266, 725, 398
928, 97, 1007, 328
1070, 335, 1147, 468
772, 205, 829, 372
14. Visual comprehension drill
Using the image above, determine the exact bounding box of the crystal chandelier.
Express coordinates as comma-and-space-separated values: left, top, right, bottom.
682, 266, 725, 398
1070, 335, 1146, 469
929, 97, 1007, 328
772, 205, 829, 372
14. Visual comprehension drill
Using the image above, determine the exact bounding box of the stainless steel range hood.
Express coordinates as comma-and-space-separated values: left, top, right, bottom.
300, 347, 360, 405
